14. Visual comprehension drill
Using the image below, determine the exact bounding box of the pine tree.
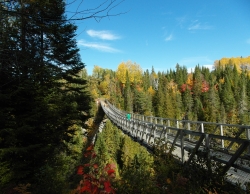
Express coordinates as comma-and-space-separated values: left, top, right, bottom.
237, 74, 249, 124
204, 79, 220, 123
221, 75, 235, 113
153, 76, 164, 117
143, 69, 151, 92
0, 0, 91, 189
124, 70, 133, 112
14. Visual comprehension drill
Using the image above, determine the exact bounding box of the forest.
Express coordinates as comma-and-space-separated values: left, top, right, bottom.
1, 0, 250, 193
91, 57, 250, 126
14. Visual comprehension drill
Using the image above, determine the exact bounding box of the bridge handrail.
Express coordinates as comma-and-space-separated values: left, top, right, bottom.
100, 99, 250, 188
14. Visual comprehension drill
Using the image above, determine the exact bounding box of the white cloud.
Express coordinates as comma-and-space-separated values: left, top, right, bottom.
165, 34, 173, 42
188, 20, 212, 30
187, 64, 213, 73
78, 40, 121, 53
86, 30, 120, 40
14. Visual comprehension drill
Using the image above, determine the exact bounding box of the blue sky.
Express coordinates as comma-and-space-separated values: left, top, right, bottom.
65, 0, 250, 75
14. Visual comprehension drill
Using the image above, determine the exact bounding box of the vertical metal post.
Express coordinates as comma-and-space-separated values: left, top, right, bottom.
164, 126, 168, 142
201, 122, 204, 133
205, 134, 210, 155
187, 122, 191, 141
180, 129, 184, 163
168, 120, 170, 133
220, 125, 224, 149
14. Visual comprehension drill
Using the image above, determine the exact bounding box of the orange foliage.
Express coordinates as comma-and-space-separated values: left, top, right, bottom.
180, 79, 209, 93
186, 73, 194, 88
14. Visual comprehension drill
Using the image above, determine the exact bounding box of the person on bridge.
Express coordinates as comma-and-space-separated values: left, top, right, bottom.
127, 113, 131, 120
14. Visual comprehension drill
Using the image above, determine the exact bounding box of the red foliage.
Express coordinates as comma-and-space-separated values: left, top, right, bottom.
77, 165, 84, 175
180, 81, 210, 93
75, 145, 116, 194
201, 80, 209, 93
107, 169, 115, 175
92, 153, 97, 158
86, 145, 94, 151
180, 84, 192, 93
104, 181, 113, 193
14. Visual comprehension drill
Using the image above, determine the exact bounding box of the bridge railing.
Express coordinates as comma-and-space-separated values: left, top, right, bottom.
100, 100, 250, 174
105, 101, 250, 155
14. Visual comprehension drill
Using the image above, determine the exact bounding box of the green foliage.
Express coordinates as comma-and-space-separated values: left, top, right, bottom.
88, 56, 250, 127
0, 0, 91, 192
124, 70, 133, 112
181, 152, 244, 194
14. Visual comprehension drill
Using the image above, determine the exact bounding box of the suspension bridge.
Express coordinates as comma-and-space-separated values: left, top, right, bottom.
98, 99, 250, 190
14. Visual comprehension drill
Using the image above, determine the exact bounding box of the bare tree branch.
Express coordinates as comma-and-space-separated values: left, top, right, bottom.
66, 0, 128, 22
0, 0, 128, 22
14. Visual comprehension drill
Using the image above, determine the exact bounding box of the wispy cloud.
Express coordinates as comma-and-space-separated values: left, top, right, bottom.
188, 20, 212, 30
247, 38, 250, 44
78, 40, 121, 53
176, 15, 188, 28
86, 30, 120, 40
165, 34, 173, 42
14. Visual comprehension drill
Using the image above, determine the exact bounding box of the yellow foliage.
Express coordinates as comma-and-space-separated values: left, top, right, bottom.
219, 78, 225, 84
167, 79, 178, 92
116, 61, 143, 84
92, 65, 103, 79
147, 86, 155, 97
98, 80, 108, 95
90, 88, 99, 99
214, 56, 250, 72
116, 62, 127, 84
186, 73, 193, 87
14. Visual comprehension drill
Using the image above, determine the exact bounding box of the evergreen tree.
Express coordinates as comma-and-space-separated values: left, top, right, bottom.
204, 80, 220, 123
153, 76, 164, 117
133, 89, 152, 115
221, 75, 235, 113
124, 70, 133, 112
181, 86, 193, 120
237, 74, 249, 124
142, 69, 151, 92
0, 0, 91, 190
175, 64, 188, 88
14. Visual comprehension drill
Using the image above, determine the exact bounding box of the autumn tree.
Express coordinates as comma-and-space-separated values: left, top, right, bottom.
214, 56, 250, 73
116, 61, 143, 85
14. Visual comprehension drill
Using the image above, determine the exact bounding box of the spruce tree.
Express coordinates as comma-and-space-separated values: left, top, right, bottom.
237, 74, 249, 124
124, 70, 133, 112
153, 76, 164, 117
221, 75, 235, 113
0, 0, 91, 190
